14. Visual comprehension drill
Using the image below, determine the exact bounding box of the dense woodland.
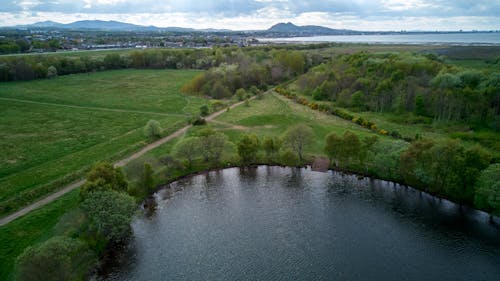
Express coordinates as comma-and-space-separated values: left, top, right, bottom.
294, 52, 500, 130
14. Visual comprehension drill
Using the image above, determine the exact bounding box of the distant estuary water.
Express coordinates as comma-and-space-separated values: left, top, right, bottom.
101, 166, 500, 281
258, 32, 500, 45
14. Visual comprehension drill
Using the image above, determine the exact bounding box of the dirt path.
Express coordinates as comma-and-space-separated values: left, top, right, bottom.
0, 96, 186, 117
0, 98, 250, 227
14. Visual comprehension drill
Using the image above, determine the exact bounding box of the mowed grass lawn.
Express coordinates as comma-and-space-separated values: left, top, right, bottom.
0, 69, 206, 216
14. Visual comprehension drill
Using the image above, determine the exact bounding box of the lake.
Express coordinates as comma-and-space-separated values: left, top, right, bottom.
101, 166, 500, 281
258, 32, 500, 45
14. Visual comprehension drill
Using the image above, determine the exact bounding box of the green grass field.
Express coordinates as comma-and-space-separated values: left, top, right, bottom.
123, 92, 405, 184
0, 69, 206, 216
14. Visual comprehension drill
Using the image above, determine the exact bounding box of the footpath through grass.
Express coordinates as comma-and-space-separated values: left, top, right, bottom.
0, 69, 206, 216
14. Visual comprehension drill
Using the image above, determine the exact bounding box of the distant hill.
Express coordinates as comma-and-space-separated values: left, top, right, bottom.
267, 22, 358, 35
11, 20, 230, 32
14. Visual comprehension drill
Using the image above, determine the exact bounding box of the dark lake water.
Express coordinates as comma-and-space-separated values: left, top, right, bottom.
259, 33, 500, 45
101, 166, 500, 281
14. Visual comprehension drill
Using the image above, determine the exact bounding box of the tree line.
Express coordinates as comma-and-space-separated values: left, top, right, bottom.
0, 45, 324, 83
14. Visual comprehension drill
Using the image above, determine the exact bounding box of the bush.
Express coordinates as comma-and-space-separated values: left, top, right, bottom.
280, 149, 299, 166
192, 116, 207, 126
237, 134, 260, 163
144, 120, 162, 139
81, 190, 136, 246
200, 104, 209, 116
16, 236, 96, 281
80, 161, 128, 199
46, 65, 57, 79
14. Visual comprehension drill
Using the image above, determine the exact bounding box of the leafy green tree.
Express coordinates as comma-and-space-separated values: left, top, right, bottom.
142, 162, 155, 193
341, 131, 362, 166
144, 120, 162, 139
173, 137, 201, 168
324, 132, 342, 167
200, 104, 209, 116
198, 129, 229, 164
282, 124, 314, 161
235, 88, 246, 101
263, 136, 280, 160
474, 164, 500, 215
280, 149, 299, 166
414, 94, 426, 116
81, 191, 136, 245
237, 134, 260, 163
350, 91, 365, 109
16, 236, 96, 281
80, 161, 128, 199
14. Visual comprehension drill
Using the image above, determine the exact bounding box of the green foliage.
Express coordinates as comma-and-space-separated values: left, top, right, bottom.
199, 104, 210, 116
282, 124, 314, 161
237, 134, 260, 163
144, 120, 162, 138
263, 136, 281, 161
198, 130, 229, 164
474, 164, 500, 215
142, 163, 155, 193
280, 149, 299, 166
80, 161, 128, 199
80, 190, 136, 245
173, 137, 201, 167
400, 139, 490, 204
15, 236, 96, 281
324, 132, 342, 166
236, 88, 246, 101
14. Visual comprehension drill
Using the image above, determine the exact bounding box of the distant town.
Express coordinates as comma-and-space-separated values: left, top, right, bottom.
1, 20, 499, 55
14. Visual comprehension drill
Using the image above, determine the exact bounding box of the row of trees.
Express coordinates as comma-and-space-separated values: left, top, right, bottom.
296, 52, 499, 129
0, 45, 324, 82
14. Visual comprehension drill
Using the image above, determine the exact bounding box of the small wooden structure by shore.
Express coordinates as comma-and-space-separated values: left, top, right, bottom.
311, 157, 330, 172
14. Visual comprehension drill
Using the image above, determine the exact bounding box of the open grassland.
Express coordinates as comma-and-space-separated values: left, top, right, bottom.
0, 69, 206, 216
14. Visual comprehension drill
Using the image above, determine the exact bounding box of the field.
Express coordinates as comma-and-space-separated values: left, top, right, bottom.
0, 69, 206, 216
122, 92, 406, 187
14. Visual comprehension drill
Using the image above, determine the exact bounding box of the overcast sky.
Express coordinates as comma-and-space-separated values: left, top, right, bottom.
1, 0, 499, 31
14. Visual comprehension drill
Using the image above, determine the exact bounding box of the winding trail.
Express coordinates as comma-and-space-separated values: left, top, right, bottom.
0, 98, 250, 227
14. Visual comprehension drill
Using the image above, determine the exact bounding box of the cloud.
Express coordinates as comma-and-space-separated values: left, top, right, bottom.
0, 0, 499, 30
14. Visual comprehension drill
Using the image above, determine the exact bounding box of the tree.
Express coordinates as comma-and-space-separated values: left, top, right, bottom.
414, 93, 426, 116
144, 120, 162, 139
200, 104, 209, 116
142, 162, 155, 193
341, 131, 362, 166
282, 124, 314, 161
237, 134, 260, 163
173, 137, 201, 168
16, 236, 96, 281
80, 161, 128, 199
324, 132, 342, 166
198, 129, 228, 164
263, 136, 280, 160
81, 190, 136, 245
235, 88, 246, 101
474, 164, 500, 215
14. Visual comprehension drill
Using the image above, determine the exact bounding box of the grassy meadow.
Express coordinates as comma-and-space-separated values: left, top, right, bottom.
0, 69, 206, 216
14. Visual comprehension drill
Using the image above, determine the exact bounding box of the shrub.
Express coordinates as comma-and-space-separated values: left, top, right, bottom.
81, 190, 136, 246
280, 149, 299, 166
16, 236, 96, 281
144, 120, 162, 138
46, 65, 57, 78
200, 104, 209, 116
